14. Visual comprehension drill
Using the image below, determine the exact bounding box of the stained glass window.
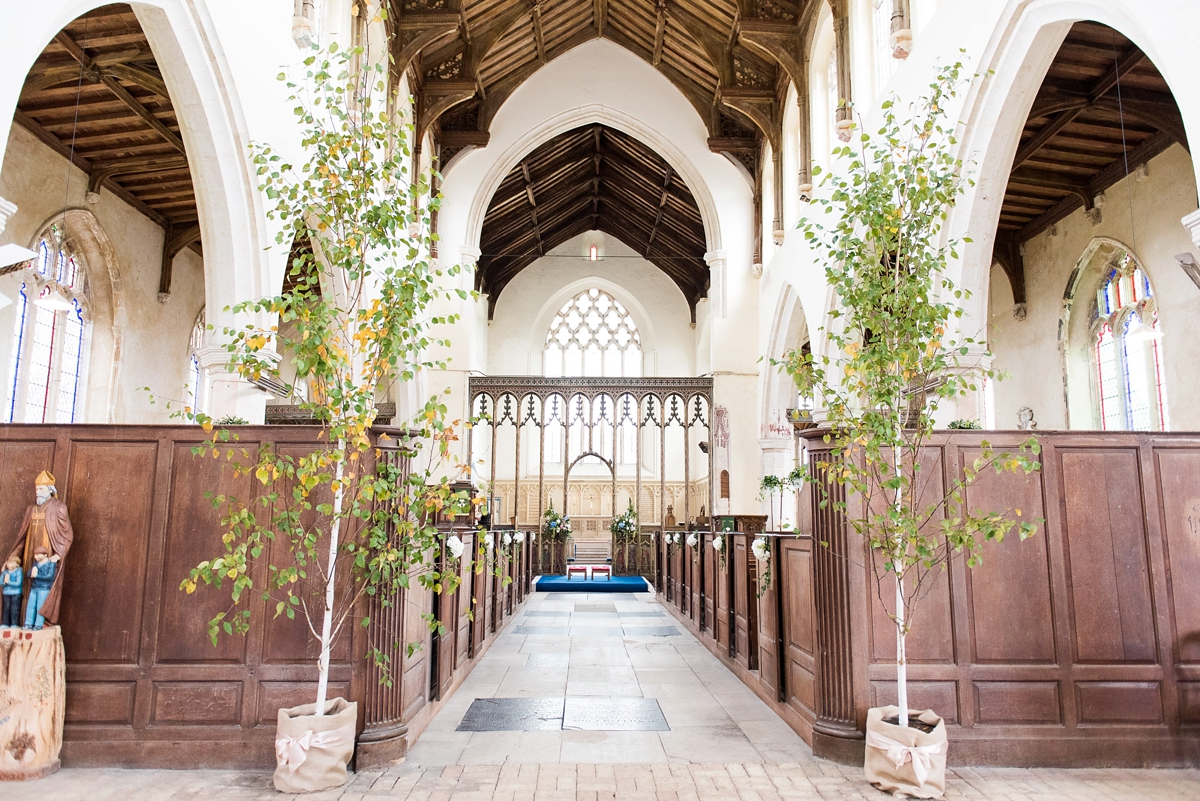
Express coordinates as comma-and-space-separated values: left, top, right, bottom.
1092, 257, 1167, 431
187, 308, 206, 414
3, 226, 89, 423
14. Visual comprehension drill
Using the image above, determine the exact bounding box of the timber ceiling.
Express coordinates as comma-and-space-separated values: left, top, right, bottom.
478, 123, 707, 317
995, 21, 1188, 305
390, 0, 824, 172
16, 4, 201, 266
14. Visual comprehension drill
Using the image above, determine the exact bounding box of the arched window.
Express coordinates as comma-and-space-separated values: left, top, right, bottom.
543, 288, 642, 378
1092, 257, 1167, 431
873, 0, 900, 92
187, 308, 206, 414
4, 224, 88, 423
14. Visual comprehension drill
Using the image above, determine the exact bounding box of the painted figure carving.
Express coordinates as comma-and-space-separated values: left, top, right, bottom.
24, 547, 59, 630
1, 554, 22, 627
3, 471, 74, 628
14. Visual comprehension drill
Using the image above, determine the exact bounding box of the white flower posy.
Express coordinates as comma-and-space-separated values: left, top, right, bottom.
503, 532, 513, 546
712, 534, 725, 552
686, 533, 698, 548
446, 535, 465, 559
751, 537, 770, 561
484, 532, 494, 550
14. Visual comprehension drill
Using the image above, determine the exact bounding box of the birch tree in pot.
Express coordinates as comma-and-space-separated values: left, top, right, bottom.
780, 62, 1041, 799
181, 34, 477, 794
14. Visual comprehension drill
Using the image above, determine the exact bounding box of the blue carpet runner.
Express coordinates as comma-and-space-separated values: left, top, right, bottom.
534, 575, 650, 593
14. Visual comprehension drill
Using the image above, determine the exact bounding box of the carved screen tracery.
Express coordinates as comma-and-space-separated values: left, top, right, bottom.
469, 377, 713, 576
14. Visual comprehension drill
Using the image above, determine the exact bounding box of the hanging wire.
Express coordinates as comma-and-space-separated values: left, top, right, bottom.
1110, 30, 1140, 259
56, 16, 91, 269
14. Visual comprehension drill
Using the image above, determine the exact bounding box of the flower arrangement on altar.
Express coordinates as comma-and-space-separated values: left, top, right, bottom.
610, 501, 637, 542
542, 501, 572, 541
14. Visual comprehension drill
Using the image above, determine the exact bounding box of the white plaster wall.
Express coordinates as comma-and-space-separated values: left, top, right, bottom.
0, 125, 204, 423
988, 144, 1200, 431
487, 233, 695, 377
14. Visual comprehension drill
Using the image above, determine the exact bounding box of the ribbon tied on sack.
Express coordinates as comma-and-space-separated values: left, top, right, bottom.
275, 722, 355, 773
865, 728, 947, 786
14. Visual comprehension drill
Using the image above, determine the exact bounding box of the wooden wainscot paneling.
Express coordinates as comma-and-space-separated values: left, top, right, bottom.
150, 681, 243, 725
871, 681, 960, 724
959, 450, 1056, 665
64, 681, 137, 725
61, 440, 158, 665
782, 538, 816, 717
1076, 681, 1164, 725
1058, 449, 1157, 663
973, 681, 1062, 726
1154, 448, 1200, 666
0, 424, 525, 769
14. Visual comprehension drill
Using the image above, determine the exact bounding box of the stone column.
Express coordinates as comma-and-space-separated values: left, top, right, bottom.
0, 196, 17, 235
704, 250, 727, 319
760, 435, 796, 530
196, 346, 270, 424
0, 626, 65, 780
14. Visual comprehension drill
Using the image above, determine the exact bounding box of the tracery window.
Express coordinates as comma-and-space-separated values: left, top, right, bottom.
542, 288, 642, 466
873, 0, 900, 91
4, 225, 88, 423
543, 288, 642, 378
187, 308, 206, 414
1092, 257, 1167, 431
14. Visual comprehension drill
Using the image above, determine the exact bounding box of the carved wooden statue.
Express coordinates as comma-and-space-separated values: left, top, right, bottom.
3, 471, 74, 628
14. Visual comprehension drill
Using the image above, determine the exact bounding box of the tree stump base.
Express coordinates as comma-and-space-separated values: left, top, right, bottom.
0, 626, 65, 781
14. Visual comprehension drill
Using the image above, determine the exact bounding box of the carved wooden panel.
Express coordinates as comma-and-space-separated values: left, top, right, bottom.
60, 441, 157, 665
782, 539, 815, 716
973, 681, 1062, 725
1155, 449, 1200, 666
156, 440, 255, 665
1059, 449, 1156, 663
959, 451, 1055, 665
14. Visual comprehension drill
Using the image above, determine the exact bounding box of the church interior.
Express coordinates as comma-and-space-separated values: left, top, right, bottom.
1, 1, 1199, 796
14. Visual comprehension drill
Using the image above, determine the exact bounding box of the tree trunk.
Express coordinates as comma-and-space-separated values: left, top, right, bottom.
314, 440, 348, 715
895, 572, 909, 728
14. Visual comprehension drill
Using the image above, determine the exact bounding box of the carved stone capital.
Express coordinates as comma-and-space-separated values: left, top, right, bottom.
1181, 209, 1200, 250
0, 196, 17, 235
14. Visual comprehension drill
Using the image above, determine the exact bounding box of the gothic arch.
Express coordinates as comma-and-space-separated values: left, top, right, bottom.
947, 0, 1198, 335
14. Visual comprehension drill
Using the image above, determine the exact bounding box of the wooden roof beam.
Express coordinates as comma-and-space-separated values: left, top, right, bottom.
531, 2, 547, 64
521, 159, 544, 256
54, 31, 185, 154
1012, 43, 1146, 172
652, 0, 668, 67
594, 0, 608, 37
645, 167, 673, 251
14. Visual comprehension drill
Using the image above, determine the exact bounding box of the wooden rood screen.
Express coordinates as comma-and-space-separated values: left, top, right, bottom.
468, 376, 713, 577
0, 424, 528, 769
658, 430, 1200, 768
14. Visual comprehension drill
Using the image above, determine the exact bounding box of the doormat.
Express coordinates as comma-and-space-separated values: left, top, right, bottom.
534, 575, 651, 593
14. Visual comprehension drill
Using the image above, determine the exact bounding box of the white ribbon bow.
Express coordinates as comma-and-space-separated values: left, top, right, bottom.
865, 728, 946, 786
275, 722, 355, 773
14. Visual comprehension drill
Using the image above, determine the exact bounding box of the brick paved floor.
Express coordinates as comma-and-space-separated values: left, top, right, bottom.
9, 591, 1199, 800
